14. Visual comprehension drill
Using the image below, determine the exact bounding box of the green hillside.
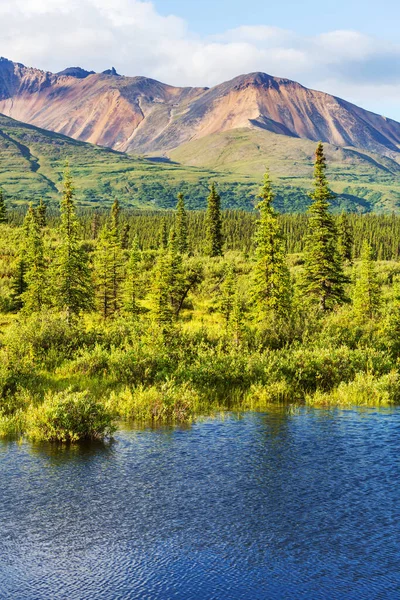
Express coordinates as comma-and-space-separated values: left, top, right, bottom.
169, 128, 400, 213
0, 114, 259, 210
1, 114, 400, 212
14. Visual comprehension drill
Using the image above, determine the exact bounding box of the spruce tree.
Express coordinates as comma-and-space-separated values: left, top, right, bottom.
205, 183, 223, 257
175, 192, 188, 254
159, 219, 168, 250
0, 187, 7, 223
338, 212, 353, 264
94, 226, 115, 319
121, 222, 131, 249
11, 258, 27, 311
122, 237, 141, 315
165, 229, 185, 316
353, 241, 381, 319
91, 212, 100, 240
21, 205, 47, 313
109, 200, 124, 314
151, 229, 185, 328
230, 291, 244, 347
252, 172, 291, 318
221, 264, 235, 324
37, 198, 47, 228
151, 251, 174, 331
54, 165, 93, 317
111, 198, 120, 235
302, 143, 347, 311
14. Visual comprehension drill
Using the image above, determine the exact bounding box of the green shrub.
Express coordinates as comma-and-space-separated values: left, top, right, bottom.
243, 380, 293, 409
69, 345, 110, 377
0, 409, 26, 438
110, 380, 199, 423
26, 389, 116, 442
3, 311, 87, 368
306, 371, 400, 407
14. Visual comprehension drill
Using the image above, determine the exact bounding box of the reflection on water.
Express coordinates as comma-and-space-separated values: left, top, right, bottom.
1, 408, 400, 599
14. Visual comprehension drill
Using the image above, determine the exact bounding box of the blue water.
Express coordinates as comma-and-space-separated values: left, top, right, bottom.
1, 409, 400, 599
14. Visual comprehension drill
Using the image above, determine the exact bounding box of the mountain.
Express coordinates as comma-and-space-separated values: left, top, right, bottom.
1, 58, 400, 161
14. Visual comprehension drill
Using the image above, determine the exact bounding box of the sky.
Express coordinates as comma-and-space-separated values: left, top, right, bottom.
0, 0, 399, 120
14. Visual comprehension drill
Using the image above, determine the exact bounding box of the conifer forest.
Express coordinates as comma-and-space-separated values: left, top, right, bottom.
2, 143, 400, 442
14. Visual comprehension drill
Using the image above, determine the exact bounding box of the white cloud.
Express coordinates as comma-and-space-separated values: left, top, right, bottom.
0, 0, 400, 119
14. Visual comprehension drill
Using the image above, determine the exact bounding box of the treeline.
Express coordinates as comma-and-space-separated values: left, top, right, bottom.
0, 145, 385, 325
5, 205, 400, 261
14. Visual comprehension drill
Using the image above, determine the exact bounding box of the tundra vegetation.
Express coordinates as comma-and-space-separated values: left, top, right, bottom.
1, 144, 400, 442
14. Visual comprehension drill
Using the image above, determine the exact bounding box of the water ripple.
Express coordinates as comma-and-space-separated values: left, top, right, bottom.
1, 409, 400, 599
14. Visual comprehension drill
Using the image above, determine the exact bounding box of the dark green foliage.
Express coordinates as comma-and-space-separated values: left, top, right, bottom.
94, 226, 118, 319
205, 183, 223, 257
36, 198, 47, 228
54, 165, 93, 317
91, 212, 100, 240
220, 264, 235, 324
121, 222, 130, 249
353, 241, 381, 320
252, 172, 291, 319
21, 205, 48, 313
338, 212, 353, 264
10, 258, 27, 311
302, 144, 348, 311
122, 238, 141, 315
111, 198, 121, 236
159, 219, 168, 250
175, 193, 188, 254
0, 187, 6, 223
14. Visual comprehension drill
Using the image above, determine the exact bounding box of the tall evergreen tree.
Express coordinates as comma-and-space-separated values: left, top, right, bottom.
302, 143, 348, 311
230, 291, 244, 347
338, 212, 353, 264
10, 207, 33, 310
165, 229, 185, 316
151, 250, 174, 331
111, 198, 121, 236
91, 212, 100, 240
11, 258, 27, 311
353, 241, 381, 319
151, 229, 185, 328
220, 264, 235, 324
21, 205, 47, 313
159, 219, 168, 250
108, 200, 124, 314
0, 187, 7, 223
175, 192, 188, 254
94, 226, 115, 319
121, 222, 131, 249
37, 198, 47, 228
205, 183, 223, 257
252, 172, 291, 318
122, 237, 141, 315
54, 165, 93, 317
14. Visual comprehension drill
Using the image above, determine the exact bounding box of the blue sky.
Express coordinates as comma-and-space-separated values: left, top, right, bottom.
154, 0, 400, 41
0, 0, 399, 120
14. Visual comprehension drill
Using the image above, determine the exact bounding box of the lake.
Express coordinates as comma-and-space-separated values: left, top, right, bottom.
1, 408, 399, 599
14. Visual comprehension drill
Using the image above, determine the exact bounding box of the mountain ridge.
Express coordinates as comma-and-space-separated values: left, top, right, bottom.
0, 57, 399, 160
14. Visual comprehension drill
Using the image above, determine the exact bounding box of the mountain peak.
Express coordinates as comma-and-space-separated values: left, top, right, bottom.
102, 67, 120, 77
56, 66, 95, 79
